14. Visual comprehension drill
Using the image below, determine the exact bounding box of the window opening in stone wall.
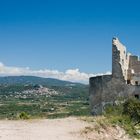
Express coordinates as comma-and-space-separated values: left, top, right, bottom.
122, 59, 124, 65
134, 94, 139, 99
135, 81, 138, 85
127, 80, 131, 84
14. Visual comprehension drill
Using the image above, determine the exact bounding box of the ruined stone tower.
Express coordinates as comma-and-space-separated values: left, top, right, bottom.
89, 37, 140, 115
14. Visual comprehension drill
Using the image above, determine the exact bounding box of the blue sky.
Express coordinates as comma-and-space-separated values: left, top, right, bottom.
0, 0, 140, 82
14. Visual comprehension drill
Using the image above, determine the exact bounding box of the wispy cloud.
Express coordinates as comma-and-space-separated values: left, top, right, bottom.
0, 62, 111, 83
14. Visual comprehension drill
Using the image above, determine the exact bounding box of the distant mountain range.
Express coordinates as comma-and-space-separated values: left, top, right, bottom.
0, 76, 86, 87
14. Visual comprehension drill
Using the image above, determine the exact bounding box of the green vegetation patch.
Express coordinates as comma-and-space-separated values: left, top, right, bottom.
0, 84, 90, 120
104, 98, 140, 139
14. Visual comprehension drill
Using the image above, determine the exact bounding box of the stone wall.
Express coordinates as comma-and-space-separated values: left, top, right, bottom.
89, 37, 140, 115
129, 55, 140, 73
112, 37, 129, 81
89, 75, 139, 115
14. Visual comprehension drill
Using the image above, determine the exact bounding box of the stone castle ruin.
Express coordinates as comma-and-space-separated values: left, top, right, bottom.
89, 37, 140, 115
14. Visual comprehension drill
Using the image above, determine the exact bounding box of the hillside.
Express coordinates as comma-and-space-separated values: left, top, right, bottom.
0, 76, 85, 87
0, 75, 89, 119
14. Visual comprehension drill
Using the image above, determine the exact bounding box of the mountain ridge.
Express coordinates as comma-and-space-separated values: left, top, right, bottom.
0, 76, 86, 87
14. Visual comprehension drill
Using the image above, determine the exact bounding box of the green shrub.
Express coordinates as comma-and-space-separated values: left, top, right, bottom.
123, 98, 140, 125
19, 112, 30, 120
103, 98, 140, 139
104, 103, 123, 116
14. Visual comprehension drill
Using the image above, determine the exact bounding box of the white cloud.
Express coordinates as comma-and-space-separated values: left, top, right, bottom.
0, 62, 111, 84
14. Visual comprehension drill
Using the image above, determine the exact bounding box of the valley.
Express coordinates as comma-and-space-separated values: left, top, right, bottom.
0, 76, 89, 119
